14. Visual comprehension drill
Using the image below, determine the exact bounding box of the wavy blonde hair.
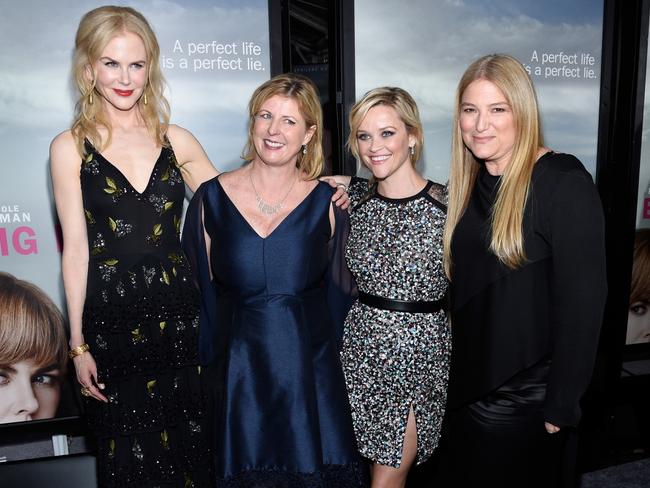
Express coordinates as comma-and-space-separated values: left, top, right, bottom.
443, 54, 543, 276
0, 273, 67, 372
71, 5, 170, 157
242, 73, 324, 180
347, 86, 423, 166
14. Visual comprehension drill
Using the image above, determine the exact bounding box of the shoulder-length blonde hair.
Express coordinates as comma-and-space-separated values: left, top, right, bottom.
0, 273, 67, 371
71, 5, 170, 157
241, 73, 324, 180
347, 86, 424, 166
443, 54, 543, 276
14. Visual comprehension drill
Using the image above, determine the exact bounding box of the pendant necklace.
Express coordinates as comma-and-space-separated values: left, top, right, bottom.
249, 166, 298, 215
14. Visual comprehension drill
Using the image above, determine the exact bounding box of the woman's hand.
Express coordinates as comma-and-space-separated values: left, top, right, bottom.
73, 352, 108, 403
321, 176, 352, 210
545, 422, 560, 434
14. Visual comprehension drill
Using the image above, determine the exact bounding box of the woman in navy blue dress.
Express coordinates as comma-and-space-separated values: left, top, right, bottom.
183, 73, 366, 487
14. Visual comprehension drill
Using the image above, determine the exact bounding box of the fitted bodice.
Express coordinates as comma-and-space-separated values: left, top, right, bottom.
80, 140, 189, 297
203, 179, 333, 300
346, 179, 448, 302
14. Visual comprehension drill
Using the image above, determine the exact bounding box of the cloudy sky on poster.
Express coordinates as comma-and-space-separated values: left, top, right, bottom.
0, 0, 270, 305
355, 0, 604, 182
0, 0, 270, 169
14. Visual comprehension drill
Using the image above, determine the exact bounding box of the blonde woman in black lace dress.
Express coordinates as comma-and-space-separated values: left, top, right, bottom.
330, 87, 451, 487
50, 6, 218, 486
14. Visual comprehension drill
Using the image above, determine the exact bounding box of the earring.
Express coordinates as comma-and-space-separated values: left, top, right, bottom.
302, 144, 307, 155
89, 92, 93, 105
410, 145, 415, 156
143, 92, 148, 105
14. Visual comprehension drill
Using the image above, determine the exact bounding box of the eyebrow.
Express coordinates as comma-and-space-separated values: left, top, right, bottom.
34, 364, 60, 375
0, 363, 60, 374
99, 56, 147, 64
461, 101, 508, 106
357, 126, 397, 133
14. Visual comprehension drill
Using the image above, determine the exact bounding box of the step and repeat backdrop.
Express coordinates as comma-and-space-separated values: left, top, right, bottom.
0, 0, 270, 434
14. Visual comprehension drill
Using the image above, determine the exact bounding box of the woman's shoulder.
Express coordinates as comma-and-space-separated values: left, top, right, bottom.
533, 150, 595, 192
533, 151, 599, 212
536, 151, 591, 178
49, 129, 81, 168
50, 129, 75, 151
347, 176, 371, 207
427, 180, 448, 202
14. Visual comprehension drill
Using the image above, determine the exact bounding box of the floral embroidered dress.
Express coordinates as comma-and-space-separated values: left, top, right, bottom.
79, 140, 211, 487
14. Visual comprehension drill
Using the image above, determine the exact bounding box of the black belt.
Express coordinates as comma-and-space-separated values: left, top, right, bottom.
358, 291, 447, 313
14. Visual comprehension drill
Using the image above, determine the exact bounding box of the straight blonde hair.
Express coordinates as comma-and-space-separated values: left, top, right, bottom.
347, 86, 424, 166
444, 54, 543, 276
0, 273, 67, 371
71, 5, 170, 157
242, 73, 324, 180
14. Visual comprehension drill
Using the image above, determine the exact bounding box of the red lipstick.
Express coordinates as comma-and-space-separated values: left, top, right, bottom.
113, 89, 134, 97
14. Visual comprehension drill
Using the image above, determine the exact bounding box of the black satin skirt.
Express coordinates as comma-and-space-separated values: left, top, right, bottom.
436, 359, 567, 488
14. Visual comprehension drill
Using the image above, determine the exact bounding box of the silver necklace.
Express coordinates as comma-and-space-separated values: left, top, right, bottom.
249, 166, 298, 215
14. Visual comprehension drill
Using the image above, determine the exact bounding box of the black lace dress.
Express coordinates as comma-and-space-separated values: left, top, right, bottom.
79, 140, 211, 487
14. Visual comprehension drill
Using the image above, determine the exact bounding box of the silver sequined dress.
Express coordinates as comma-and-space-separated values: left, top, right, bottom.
341, 177, 451, 468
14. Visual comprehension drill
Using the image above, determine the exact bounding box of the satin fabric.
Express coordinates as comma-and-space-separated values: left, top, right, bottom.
182, 178, 363, 484
439, 359, 567, 488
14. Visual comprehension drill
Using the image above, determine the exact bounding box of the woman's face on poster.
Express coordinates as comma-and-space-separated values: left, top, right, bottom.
0, 359, 62, 423
627, 300, 650, 344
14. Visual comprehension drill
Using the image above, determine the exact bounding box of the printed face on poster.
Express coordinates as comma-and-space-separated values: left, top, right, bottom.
0, 0, 270, 425
627, 27, 650, 346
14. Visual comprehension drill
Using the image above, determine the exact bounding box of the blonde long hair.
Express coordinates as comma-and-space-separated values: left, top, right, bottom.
71, 5, 170, 157
242, 73, 324, 180
443, 54, 543, 276
347, 86, 424, 166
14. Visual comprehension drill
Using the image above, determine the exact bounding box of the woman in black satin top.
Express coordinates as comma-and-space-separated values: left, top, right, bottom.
439, 54, 607, 487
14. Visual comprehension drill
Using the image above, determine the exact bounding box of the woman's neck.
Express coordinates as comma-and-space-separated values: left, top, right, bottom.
376, 165, 426, 199
249, 159, 302, 192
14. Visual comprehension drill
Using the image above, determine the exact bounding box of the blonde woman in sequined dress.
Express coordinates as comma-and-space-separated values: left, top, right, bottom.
330, 87, 451, 488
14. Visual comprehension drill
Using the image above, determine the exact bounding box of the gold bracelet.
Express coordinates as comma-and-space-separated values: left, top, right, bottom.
69, 343, 90, 359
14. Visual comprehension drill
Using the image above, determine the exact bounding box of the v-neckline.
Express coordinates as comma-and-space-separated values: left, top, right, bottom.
86, 140, 164, 196
215, 177, 322, 240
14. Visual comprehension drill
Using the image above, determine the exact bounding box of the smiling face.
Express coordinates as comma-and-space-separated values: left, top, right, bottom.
355, 104, 416, 182
0, 360, 62, 423
252, 94, 315, 168
459, 79, 517, 174
90, 31, 148, 112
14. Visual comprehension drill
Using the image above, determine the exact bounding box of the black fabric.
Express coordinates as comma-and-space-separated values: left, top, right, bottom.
80, 140, 211, 487
358, 291, 447, 313
438, 359, 567, 488
448, 151, 607, 427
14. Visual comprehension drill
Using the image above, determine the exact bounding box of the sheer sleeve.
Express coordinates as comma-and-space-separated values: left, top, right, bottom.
326, 203, 357, 349
182, 182, 219, 365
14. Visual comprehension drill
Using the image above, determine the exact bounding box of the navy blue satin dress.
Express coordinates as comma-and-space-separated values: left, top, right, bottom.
182, 177, 367, 487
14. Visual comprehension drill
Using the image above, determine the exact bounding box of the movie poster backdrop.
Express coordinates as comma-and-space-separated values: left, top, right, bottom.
354, 0, 604, 182
0, 0, 270, 430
